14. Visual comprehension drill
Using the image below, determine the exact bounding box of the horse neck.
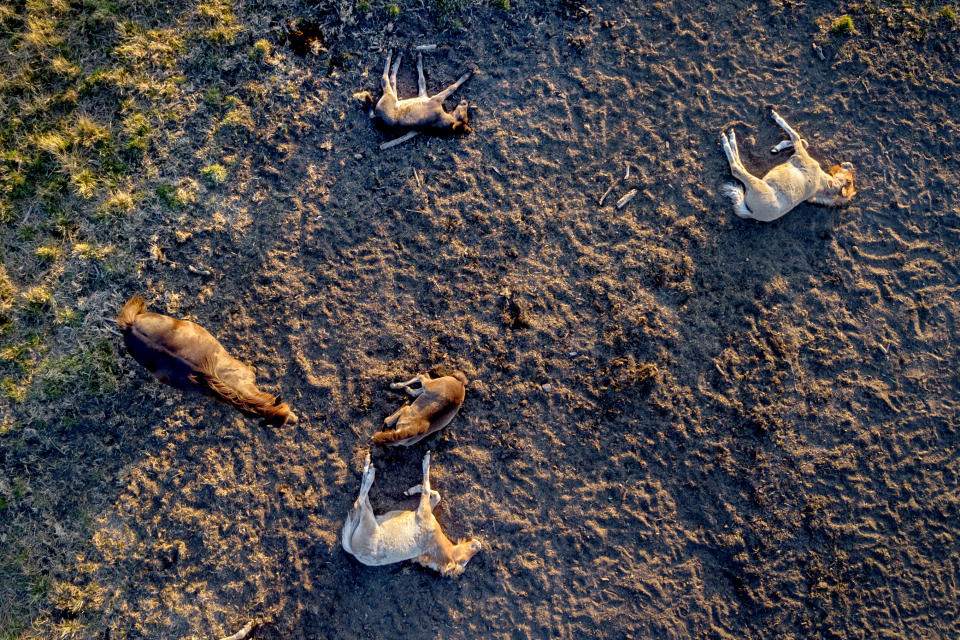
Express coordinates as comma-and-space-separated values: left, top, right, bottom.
417, 522, 459, 573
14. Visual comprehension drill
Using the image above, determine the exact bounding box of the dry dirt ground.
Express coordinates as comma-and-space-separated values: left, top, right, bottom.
2, 0, 960, 638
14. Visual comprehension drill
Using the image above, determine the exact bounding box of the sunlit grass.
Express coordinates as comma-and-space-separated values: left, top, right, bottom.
251, 38, 271, 59
200, 163, 228, 184
100, 190, 136, 218
35, 244, 62, 263
831, 14, 854, 35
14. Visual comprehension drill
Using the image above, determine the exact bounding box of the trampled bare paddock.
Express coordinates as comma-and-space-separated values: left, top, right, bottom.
0, 1, 958, 639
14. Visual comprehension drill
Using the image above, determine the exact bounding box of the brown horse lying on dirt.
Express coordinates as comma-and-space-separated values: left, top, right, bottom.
116, 295, 298, 426
354, 50, 472, 135
371, 371, 467, 446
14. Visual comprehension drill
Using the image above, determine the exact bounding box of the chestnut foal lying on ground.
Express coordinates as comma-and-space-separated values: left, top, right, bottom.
371, 371, 467, 446
341, 452, 481, 577
720, 109, 856, 222
354, 50, 472, 136
116, 295, 298, 426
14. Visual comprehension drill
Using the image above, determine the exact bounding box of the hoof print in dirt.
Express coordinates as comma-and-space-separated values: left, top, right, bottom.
566, 34, 590, 53
603, 356, 659, 393
558, 0, 592, 20
151, 543, 180, 571
501, 290, 531, 330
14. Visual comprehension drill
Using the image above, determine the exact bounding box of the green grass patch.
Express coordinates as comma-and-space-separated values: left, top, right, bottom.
204, 85, 223, 106
21, 287, 53, 316
100, 190, 136, 218
30, 576, 52, 604
122, 112, 151, 153
220, 103, 254, 131
196, 0, 243, 44
0, 0, 187, 632
72, 241, 113, 261
37, 339, 120, 400
2, 376, 29, 402
54, 307, 79, 325
35, 244, 62, 263
251, 38, 271, 59
831, 14, 854, 35
200, 163, 228, 185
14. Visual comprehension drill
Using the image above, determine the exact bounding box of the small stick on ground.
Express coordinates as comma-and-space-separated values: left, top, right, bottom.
624, 163, 631, 180
598, 179, 619, 206
415, 44, 438, 52
380, 130, 421, 150
219, 620, 257, 640
616, 189, 637, 209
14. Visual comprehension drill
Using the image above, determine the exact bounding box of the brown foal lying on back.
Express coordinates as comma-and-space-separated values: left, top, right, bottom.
371, 372, 467, 446
354, 50, 472, 135
116, 295, 298, 426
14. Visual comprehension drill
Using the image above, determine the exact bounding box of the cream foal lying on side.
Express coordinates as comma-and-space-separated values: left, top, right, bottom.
720, 109, 856, 222
341, 452, 481, 577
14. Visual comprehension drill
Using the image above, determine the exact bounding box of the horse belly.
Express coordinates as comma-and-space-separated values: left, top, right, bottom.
125, 326, 206, 392
370, 511, 421, 563
762, 164, 809, 208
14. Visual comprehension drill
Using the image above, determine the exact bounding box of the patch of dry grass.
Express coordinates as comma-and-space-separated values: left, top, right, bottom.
0, 0, 194, 634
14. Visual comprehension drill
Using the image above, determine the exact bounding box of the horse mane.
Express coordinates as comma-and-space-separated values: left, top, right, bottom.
193, 354, 291, 423
116, 295, 147, 330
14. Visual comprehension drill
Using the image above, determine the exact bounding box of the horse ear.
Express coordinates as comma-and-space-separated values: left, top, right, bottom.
353, 91, 374, 110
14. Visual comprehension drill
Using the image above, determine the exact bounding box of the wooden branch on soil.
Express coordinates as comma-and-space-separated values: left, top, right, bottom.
598, 179, 619, 206
219, 620, 256, 640
616, 189, 637, 209
380, 130, 420, 150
